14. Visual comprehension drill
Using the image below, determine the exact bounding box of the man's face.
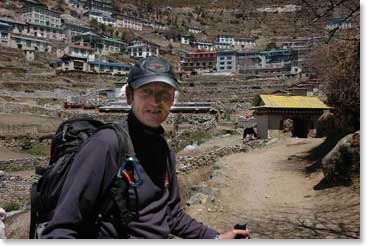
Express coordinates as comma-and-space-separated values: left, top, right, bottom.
128, 82, 175, 128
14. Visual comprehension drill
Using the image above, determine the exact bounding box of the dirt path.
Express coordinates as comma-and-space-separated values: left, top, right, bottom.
185, 137, 360, 239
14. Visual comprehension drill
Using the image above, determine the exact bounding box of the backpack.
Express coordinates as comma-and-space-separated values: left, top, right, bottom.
29, 114, 139, 239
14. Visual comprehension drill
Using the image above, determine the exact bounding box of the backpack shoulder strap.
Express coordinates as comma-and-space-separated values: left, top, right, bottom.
94, 120, 137, 238
111, 120, 136, 161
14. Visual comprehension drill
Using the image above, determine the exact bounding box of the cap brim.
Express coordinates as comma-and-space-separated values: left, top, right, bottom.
130, 75, 179, 90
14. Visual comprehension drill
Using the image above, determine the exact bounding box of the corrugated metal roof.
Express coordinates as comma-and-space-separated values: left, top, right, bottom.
256, 95, 330, 109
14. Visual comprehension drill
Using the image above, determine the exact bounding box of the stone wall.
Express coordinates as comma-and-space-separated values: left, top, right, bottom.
0, 157, 48, 171
176, 139, 267, 174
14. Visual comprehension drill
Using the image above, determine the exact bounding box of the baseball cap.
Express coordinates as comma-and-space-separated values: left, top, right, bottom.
127, 56, 180, 90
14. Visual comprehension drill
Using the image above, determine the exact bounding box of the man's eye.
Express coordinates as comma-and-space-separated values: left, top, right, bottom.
160, 93, 172, 101
142, 89, 152, 96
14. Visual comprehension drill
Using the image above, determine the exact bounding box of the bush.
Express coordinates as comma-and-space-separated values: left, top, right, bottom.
0, 201, 22, 212
308, 41, 359, 134
23, 144, 50, 156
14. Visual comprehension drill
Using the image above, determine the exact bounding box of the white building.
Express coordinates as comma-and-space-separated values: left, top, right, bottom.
64, 44, 96, 60
127, 40, 159, 58
20, 6, 62, 28
326, 17, 352, 30
9, 33, 52, 52
89, 11, 117, 27
217, 34, 256, 49
193, 41, 214, 51
188, 27, 202, 34
0, 22, 10, 46
116, 15, 143, 31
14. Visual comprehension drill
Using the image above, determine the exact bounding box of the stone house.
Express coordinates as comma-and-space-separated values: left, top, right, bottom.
251, 94, 331, 139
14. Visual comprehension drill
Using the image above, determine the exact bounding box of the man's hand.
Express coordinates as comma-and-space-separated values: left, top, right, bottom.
218, 229, 250, 239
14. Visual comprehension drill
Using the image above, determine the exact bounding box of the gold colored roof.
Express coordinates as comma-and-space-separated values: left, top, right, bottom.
255, 95, 331, 109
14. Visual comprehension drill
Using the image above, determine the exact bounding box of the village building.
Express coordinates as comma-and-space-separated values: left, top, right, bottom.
216, 50, 237, 72
20, 6, 62, 28
0, 17, 28, 36
72, 32, 126, 55
87, 60, 130, 75
233, 37, 256, 49
180, 34, 192, 45
326, 16, 352, 30
83, 0, 114, 17
19, 6, 65, 40
89, 11, 117, 27
181, 50, 217, 72
63, 23, 93, 42
287, 79, 323, 97
126, 39, 159, 58
213, 49, 301, 78
116, 15, 143, 31
9, 32, 52, 52
24, 22, 64, 40
192, 40, 214, 51
216, 34, 256, 49
56, 54, 89, 72
217, 34, 234, 44
251, 95, 331, 139
213, 41, 233, 50
236, 50, 262, 72
150, 20, 168, 30
0, 21, 11, 46
188, 26, 202, 34
64, 43, 96, 60
143, 19, 168, 31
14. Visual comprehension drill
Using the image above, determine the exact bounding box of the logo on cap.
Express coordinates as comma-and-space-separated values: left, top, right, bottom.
145, 59, 170, 73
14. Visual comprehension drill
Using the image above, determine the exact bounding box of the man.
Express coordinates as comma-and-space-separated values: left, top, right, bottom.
42, 56, 250, 239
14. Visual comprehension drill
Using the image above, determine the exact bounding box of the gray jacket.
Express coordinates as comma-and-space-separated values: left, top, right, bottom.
41, 127, 218, 239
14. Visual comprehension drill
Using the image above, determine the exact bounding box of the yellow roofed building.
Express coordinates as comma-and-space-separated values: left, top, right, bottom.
251, 95, 331, 139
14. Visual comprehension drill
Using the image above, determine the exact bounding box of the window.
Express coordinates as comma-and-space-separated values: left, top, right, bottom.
227, 56, 232, 60
220, 56, 225, 60
227, 66, 232, 70
220, 66, 225, 70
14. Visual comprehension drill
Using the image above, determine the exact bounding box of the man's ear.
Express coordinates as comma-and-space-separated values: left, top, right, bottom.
126, 86, 133, 105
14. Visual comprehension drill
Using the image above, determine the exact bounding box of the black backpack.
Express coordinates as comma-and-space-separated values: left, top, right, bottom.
29, 115, 139, 239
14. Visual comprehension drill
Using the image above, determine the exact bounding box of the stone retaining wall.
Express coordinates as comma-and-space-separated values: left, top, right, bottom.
0, 157, 48, 171
176, 139, 267, 174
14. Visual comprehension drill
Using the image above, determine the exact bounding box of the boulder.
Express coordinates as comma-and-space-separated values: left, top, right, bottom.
314, 131, 360, 190
186, 193, 209, 206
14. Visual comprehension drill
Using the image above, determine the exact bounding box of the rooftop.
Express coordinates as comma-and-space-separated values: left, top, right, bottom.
88, 60, 131, 68
253, 95, 330, 109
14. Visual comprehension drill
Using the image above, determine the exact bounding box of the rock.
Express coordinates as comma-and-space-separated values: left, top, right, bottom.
314, 131, 360, 190
184, 144, 198, 151
0, 171, 6, 178
186, 193, 209, 206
